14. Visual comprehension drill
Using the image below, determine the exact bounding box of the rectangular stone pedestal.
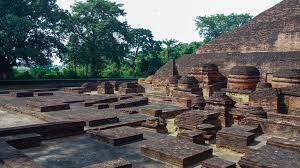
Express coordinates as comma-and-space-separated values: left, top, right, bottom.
141, 138, 212, 167
216, 126, 255, 152
27, 101, 70, 112
10, 91, 34, 97
89, 126, 143, 146
177, 130, 205, 145
1, 133, 42, 149
201, 156, 236, 168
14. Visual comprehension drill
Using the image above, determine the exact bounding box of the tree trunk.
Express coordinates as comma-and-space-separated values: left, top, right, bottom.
0, 57, 13, 80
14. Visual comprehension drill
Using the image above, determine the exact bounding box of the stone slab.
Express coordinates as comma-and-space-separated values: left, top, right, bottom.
82, 97, 118, 107
141, 138, 212, 167
110, 97, 148, 109
10, 91, 34, 97
0, 141, 45, 168
1, 133, 42, 149
95, 103, 110, 109
34, 92, 54, 96
201, 156, 236, 168
26, 101, 70, 112
239, 145, 300, 168
89, 126, 143, 146
267, 137, 300, 152
216, 126, 256, 152
0, 121, 85, 140
177, 130, 205, 145
142, 108, 162, 117
71, 115, 119, 127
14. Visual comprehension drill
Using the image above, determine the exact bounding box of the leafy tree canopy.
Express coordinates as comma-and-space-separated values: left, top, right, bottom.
195, 13, 252, 43
63, 0, 130, 77
0, 0, 67, 79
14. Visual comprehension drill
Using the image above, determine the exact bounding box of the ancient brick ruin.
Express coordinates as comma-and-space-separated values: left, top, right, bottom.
0, 0, 300, 167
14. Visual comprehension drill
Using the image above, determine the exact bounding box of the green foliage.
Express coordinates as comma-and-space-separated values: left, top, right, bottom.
195, 13, 252, 43
63, 0, 129, 77
1, 0, 253, 80
160, 40, 202, 62
0, 0, 67, 79
126, 28, 162, 77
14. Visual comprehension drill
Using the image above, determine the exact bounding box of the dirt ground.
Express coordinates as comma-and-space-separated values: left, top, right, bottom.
0, 109, 44, 128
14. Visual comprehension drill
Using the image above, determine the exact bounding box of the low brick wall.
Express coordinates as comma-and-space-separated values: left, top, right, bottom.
0, 78, 137, 90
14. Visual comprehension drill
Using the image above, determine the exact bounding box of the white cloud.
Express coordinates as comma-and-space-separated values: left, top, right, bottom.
57, 0, 282, 42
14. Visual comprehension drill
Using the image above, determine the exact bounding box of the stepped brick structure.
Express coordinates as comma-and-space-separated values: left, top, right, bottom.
172, 76, 206, 109
227, 66, 260, 91
249, 82, 279, 112
188, 64, 227, 98
153, 0, 300, 83
0, 1, 299, 168
205, 92, 235, 128
97, 82, 114, 94
272, 69, 300, 88
197, 0, 300, 54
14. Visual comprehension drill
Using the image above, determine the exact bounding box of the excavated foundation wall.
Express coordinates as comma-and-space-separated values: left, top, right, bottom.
154, 51, 300, 81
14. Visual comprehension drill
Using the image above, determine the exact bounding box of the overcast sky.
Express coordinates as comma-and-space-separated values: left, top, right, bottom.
57, 0, 282, 43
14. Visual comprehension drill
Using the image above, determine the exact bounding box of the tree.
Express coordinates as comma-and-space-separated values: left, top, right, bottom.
127, 28, 161, 75
195, 13, 252, 43
64, 0, 129, 77
0, 0, 67, 79
161, 39, 179, 61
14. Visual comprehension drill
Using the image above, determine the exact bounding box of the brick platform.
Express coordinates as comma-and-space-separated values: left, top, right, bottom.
267, 137, 300, 152
10, 91, 34, 97
25, 100, 70, 112
216, 126, 256, 152
0, 121, 85, 140
71, 115, 119, 127
1, 133, 42, 149
95, 103, 110, 109
177, 130, 205, 145
110, 97, 148, 109
239, 144, 300, 168
82, 97, 118, 107
201, 156, 236, 168
0, 141, 45, 168
142, 108, 162, 117
34, 92, 54, 96
141, 138, 212, 167
88, 126, 143, 146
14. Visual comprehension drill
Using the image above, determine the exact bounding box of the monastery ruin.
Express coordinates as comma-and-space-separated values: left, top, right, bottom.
0, 0, 299, 167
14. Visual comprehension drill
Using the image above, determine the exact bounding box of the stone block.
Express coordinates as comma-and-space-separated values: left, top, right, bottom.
267, 137, 300, 152
142, 108, 162, 117
0, 141, 45, 168
34, 92, 54, 96
239, 145, 300, 168
89, 126, 143, 146
216, 126, 256, 151
70, 115, 119, 127
64, 87, 85, 93
26, 101, 70, 112
177, 130, 205, 145
82, 97, 118, 107
1, 133, 42, 149
95, 103, 110, 109
141, 138, 212, 167
10, 91, 34, 97
0, 121, 85, 140
201, 156, 236, 168
110, 97, 148, 109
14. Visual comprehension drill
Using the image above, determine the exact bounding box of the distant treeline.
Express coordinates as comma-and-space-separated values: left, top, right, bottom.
0, 0, 252, 79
